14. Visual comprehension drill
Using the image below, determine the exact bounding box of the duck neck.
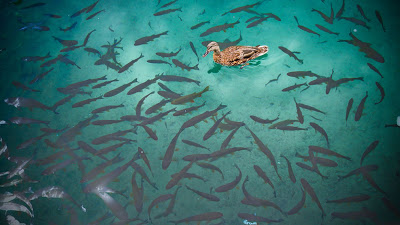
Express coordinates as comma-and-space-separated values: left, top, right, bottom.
213, 48, 221, 56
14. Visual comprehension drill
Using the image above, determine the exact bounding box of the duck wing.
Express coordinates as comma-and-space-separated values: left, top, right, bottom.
232, 46, 260, 59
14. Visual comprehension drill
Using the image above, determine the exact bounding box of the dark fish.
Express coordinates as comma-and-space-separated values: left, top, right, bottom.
336, 0, 345, 19
309, 145, 351, 161
297, 103, 326, 114
134, 31, 168, 46
71, 5, 89, 18
287, 71, 321, 79
196, 162, 223, 179
52, 36, 78, 47
180, 104, 226, 130
72, 95, 102, 108
136, 91, 154, 118
280, 154, 296, 183
375, 10, 385, 32
40, 54, 62, 67
4, 97, 52, 112
200, 20, 240, 37
310, 122, 329, 147
82, 29, 96, 46
61, 75, 107, 91
276, 126, 307, 131
265, 73, 281, 87
345, 98, 353, 122
282, 83, 307, 92
22, 52, 51, 62
215, 164, 241, 192
148, 193, 173, 219
29, 67, 54, 84
92, 120, 124, 126
264, 13, 281, 21
367, 63, 383, 78
118, 53, 144, 73
166, 162, 193, 189
9, 117, 50, 126
159, 75, 200, 86
145, 99, 171, 114
86, 9, 105, 20
160, 0, 178, 8
287, 189, 306, 215
84, 47, 101, 57
162, 130, 184, 170
86, 0, 100, 13
91, 129, 135, 145
127, 75, 159, 94
92, 78, 118, 89
311, 4, 334, 24
375, 82, 384, 104
59, 54, 81, 69
340, 16, 370, 30
203, 111, 231, 141
327, 194, 370, 203
104, 79, 138, 97
172, 59, 199, 71
253, 165, 276, 196
185, 185, 220, 202
355, 91, 368, 121
301, 178, 326, 218
189, 41, 199, 61
360, 140, 379, 165
338, 32, 384, 63
182, 139, 209, 151
59, 22, 77, 32
357, 5, 370, 22
331, 207, 377, 221
94, 191, 128, 221
315, 24, 339, 35
156, 48, 181, 58
222, 1, 262, 16
147, 59, 172, 66
294, 16, 320, 37
60, 45, 83, 53
269, 119, 297, 129
173, 101, 205, 116
247, 16, 269, 28
250, 115, 279, 124
202, 32, 242, 51
154, 7, 182, 16
279, 46, 303, 64
294, 98, 304, 124
21, 2, 46, 9
191, 21, 210, 30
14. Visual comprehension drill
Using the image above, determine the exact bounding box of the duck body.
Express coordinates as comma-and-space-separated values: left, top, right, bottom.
203, 41, 268, 69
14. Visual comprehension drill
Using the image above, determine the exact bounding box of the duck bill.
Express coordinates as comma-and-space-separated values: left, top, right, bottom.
202, 50, 210, 57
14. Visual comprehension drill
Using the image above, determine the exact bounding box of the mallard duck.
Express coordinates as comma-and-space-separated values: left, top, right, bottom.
202, 41, 269, 69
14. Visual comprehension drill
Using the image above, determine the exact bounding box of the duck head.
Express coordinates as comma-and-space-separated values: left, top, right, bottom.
202, 41, 220, 57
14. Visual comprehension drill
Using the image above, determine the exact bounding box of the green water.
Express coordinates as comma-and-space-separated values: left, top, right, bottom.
0, 0, 399, 224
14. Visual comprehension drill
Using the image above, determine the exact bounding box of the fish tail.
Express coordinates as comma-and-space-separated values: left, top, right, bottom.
193, 64, 199, 70
202, 86, 210, 93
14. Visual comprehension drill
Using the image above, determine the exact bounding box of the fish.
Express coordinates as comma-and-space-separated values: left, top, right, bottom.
263, 13, 281, 21
0, 202, 33, 217
82, 29, 96, 46
162, 129, 184, 170
301, 178, 326, 218
331, 207, 377, 221
147, 59, 172, 66
136, 92, 155, 118
92, 120, 124, 126
309, 145, 351, 161
171, 86, 209, 105
360, 140, 379, 165
29, 186, 80, 209
156, 48, 181, 58
265, 73, 281, 87
4, 97, 52, 112
154, 186, 181, 220
29, 67, 54, 84
86, 0, 100, 13
160, 0, 178, 8
9, 117, 50, 126
338, 165, 378, 181
191, 21, 210, 30
44, 13, 62, 18
189, 41, 199, 61
94, 191, 128, 221
130, 162, 158, 189
22, 52, 51, 62
202, 32, 242, 51
279, 46, 303, 64
60, 45, 83, 53
91, 129, 135, 145
253, 165, 276, 197
172, 59, 199, 71
287, 189, 306, 215
40, 54, 63, 67
222, 1, 262, 16
269, 119, 298, 129
200, 19, 240, 37
173, 101, 205, 116
138, 108, 175, 126
145, 99, 171, 114
282, 83, 307, 92
215, 164, 241, 192
137, 147, 153, 175
130, 172, 144, 213
59, 22, 77, 32
58, 54, 81, 69
72, 95, 103, 108
118, 53, 144, 73
92, 79, 118, 89
166, 162, 194, 189
276, 126, 307, 131
154, 7, 182, 16
315, 24, 339, 35
246, 126, 281, 179
220, 126, 241, 149
375, 10, 385, 32
169, 212, 223, 224
61, 75, 107, 91
180, 104, 226, 130
12, 81, 40, 92
134, 31, 168, 46
41, 156, 89, 175
148, 193, 174, 220
52, 36, 78, 47
355, 91, 368, 121
104, 79, 138, 97
280, 154, 296, 183
238, 213, 283, 223
196, 162, 223, 179
287, 71, 321, 79
310, 122, 329, 147
340, 16, 370, 30
250, 115, 279, 124
86, 9, 105, 20
182, 139, 210, 151
294, 98, 304, 124
345, 98, 353, 122
204, 111, 231, 141
185, 185, 220, 201
338, 32, 384, 63
159, 75, 200, 86
311, 4, 334, 24
297, 103, 325, 114
336, 0, 345, 19
375, 82, 384, 104
327, 194, 371, 204
357, 4, 370, 22
246, 16, 269, 28
294, 16, 320, 37
21, 2, 46, 9
367, 63, 383, 78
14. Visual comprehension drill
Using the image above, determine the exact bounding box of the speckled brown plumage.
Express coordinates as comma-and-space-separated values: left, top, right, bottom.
203, 41, 269, 69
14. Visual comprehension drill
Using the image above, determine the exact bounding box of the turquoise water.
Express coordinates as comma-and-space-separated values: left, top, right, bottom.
0, 0, 399, 224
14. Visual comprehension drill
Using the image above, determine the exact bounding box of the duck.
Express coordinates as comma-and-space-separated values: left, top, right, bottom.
202, 41, 269, 69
